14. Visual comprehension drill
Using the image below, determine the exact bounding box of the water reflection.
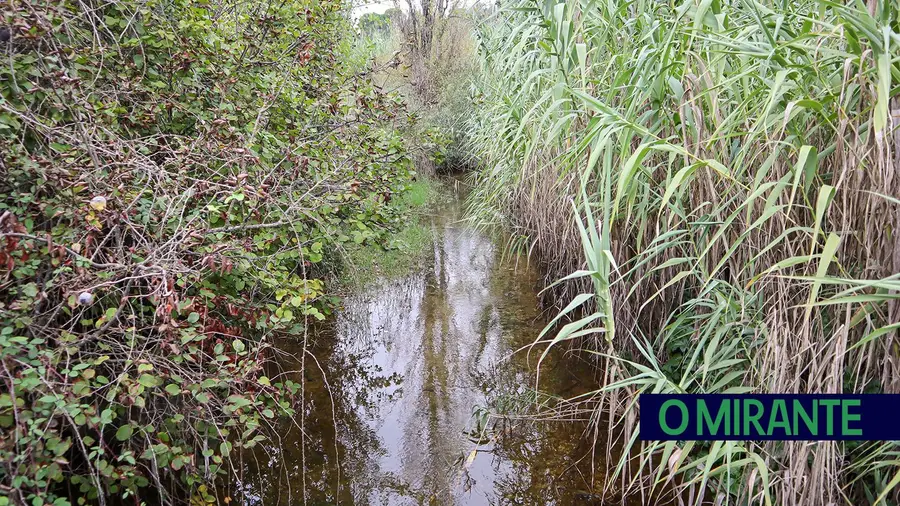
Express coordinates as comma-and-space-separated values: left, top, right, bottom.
234, 184, 608, 505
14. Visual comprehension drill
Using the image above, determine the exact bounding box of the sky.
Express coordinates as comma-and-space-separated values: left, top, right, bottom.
351, 1, 394, 19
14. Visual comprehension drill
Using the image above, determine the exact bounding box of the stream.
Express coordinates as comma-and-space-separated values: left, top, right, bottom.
234, 181, 608, 505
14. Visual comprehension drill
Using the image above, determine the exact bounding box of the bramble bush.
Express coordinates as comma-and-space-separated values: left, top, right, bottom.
0, 0, 416, 503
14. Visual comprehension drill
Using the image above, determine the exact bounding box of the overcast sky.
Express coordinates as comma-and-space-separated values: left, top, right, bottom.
351, 1, 393, 18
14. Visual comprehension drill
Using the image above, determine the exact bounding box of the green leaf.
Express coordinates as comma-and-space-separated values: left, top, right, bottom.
873, 28, 890, 133
850, 323, 900, 351
806, 233, 841, 318
138, 374, 159, 388
115, 424, 133, 441
22, 283, 39, 298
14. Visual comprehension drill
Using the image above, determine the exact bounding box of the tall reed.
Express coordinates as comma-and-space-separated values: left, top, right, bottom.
467, 0, 900, 503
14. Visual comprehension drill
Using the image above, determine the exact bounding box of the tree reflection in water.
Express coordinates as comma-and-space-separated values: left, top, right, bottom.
233, 186, 611, 506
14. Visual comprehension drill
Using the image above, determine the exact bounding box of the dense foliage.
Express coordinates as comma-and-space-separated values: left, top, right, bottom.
467, 0, 900, 504
0, 0, 415, 503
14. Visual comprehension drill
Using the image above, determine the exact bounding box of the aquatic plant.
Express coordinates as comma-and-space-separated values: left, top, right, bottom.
467, 0, 900, 503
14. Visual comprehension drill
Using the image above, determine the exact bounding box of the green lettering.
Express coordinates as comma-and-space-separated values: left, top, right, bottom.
768, 399, 791, 436
660, 400, 689, 436
743, 399, 765, 436
793, 400, 817, 436
820, 399, 840, 435
842, 400, 862, 436
698, 399, 730, 436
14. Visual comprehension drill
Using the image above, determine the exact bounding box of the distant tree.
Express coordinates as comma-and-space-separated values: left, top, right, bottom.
393, 0, 470, 104
358, 12, 392, 38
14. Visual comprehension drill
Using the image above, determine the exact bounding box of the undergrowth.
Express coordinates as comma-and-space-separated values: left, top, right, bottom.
338, 179, 441, 287
0, 0, 417, 504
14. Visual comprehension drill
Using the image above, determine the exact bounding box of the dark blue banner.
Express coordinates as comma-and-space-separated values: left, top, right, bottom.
640, 394, 900, 441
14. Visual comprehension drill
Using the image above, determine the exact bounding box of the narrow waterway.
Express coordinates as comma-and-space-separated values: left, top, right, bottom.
234, 181, 609, 505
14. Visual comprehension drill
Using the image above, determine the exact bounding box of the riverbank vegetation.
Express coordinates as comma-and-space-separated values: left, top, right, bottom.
464, 0, 900, 504
338, 179, 440, 287
0, 0, 421, 503
4, 0, 900, 504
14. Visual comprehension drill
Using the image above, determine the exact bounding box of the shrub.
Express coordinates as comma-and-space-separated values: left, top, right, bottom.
0, 0, 414, 503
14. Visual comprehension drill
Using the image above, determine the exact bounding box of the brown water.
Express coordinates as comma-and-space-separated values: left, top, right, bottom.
233, 183, 610, 505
